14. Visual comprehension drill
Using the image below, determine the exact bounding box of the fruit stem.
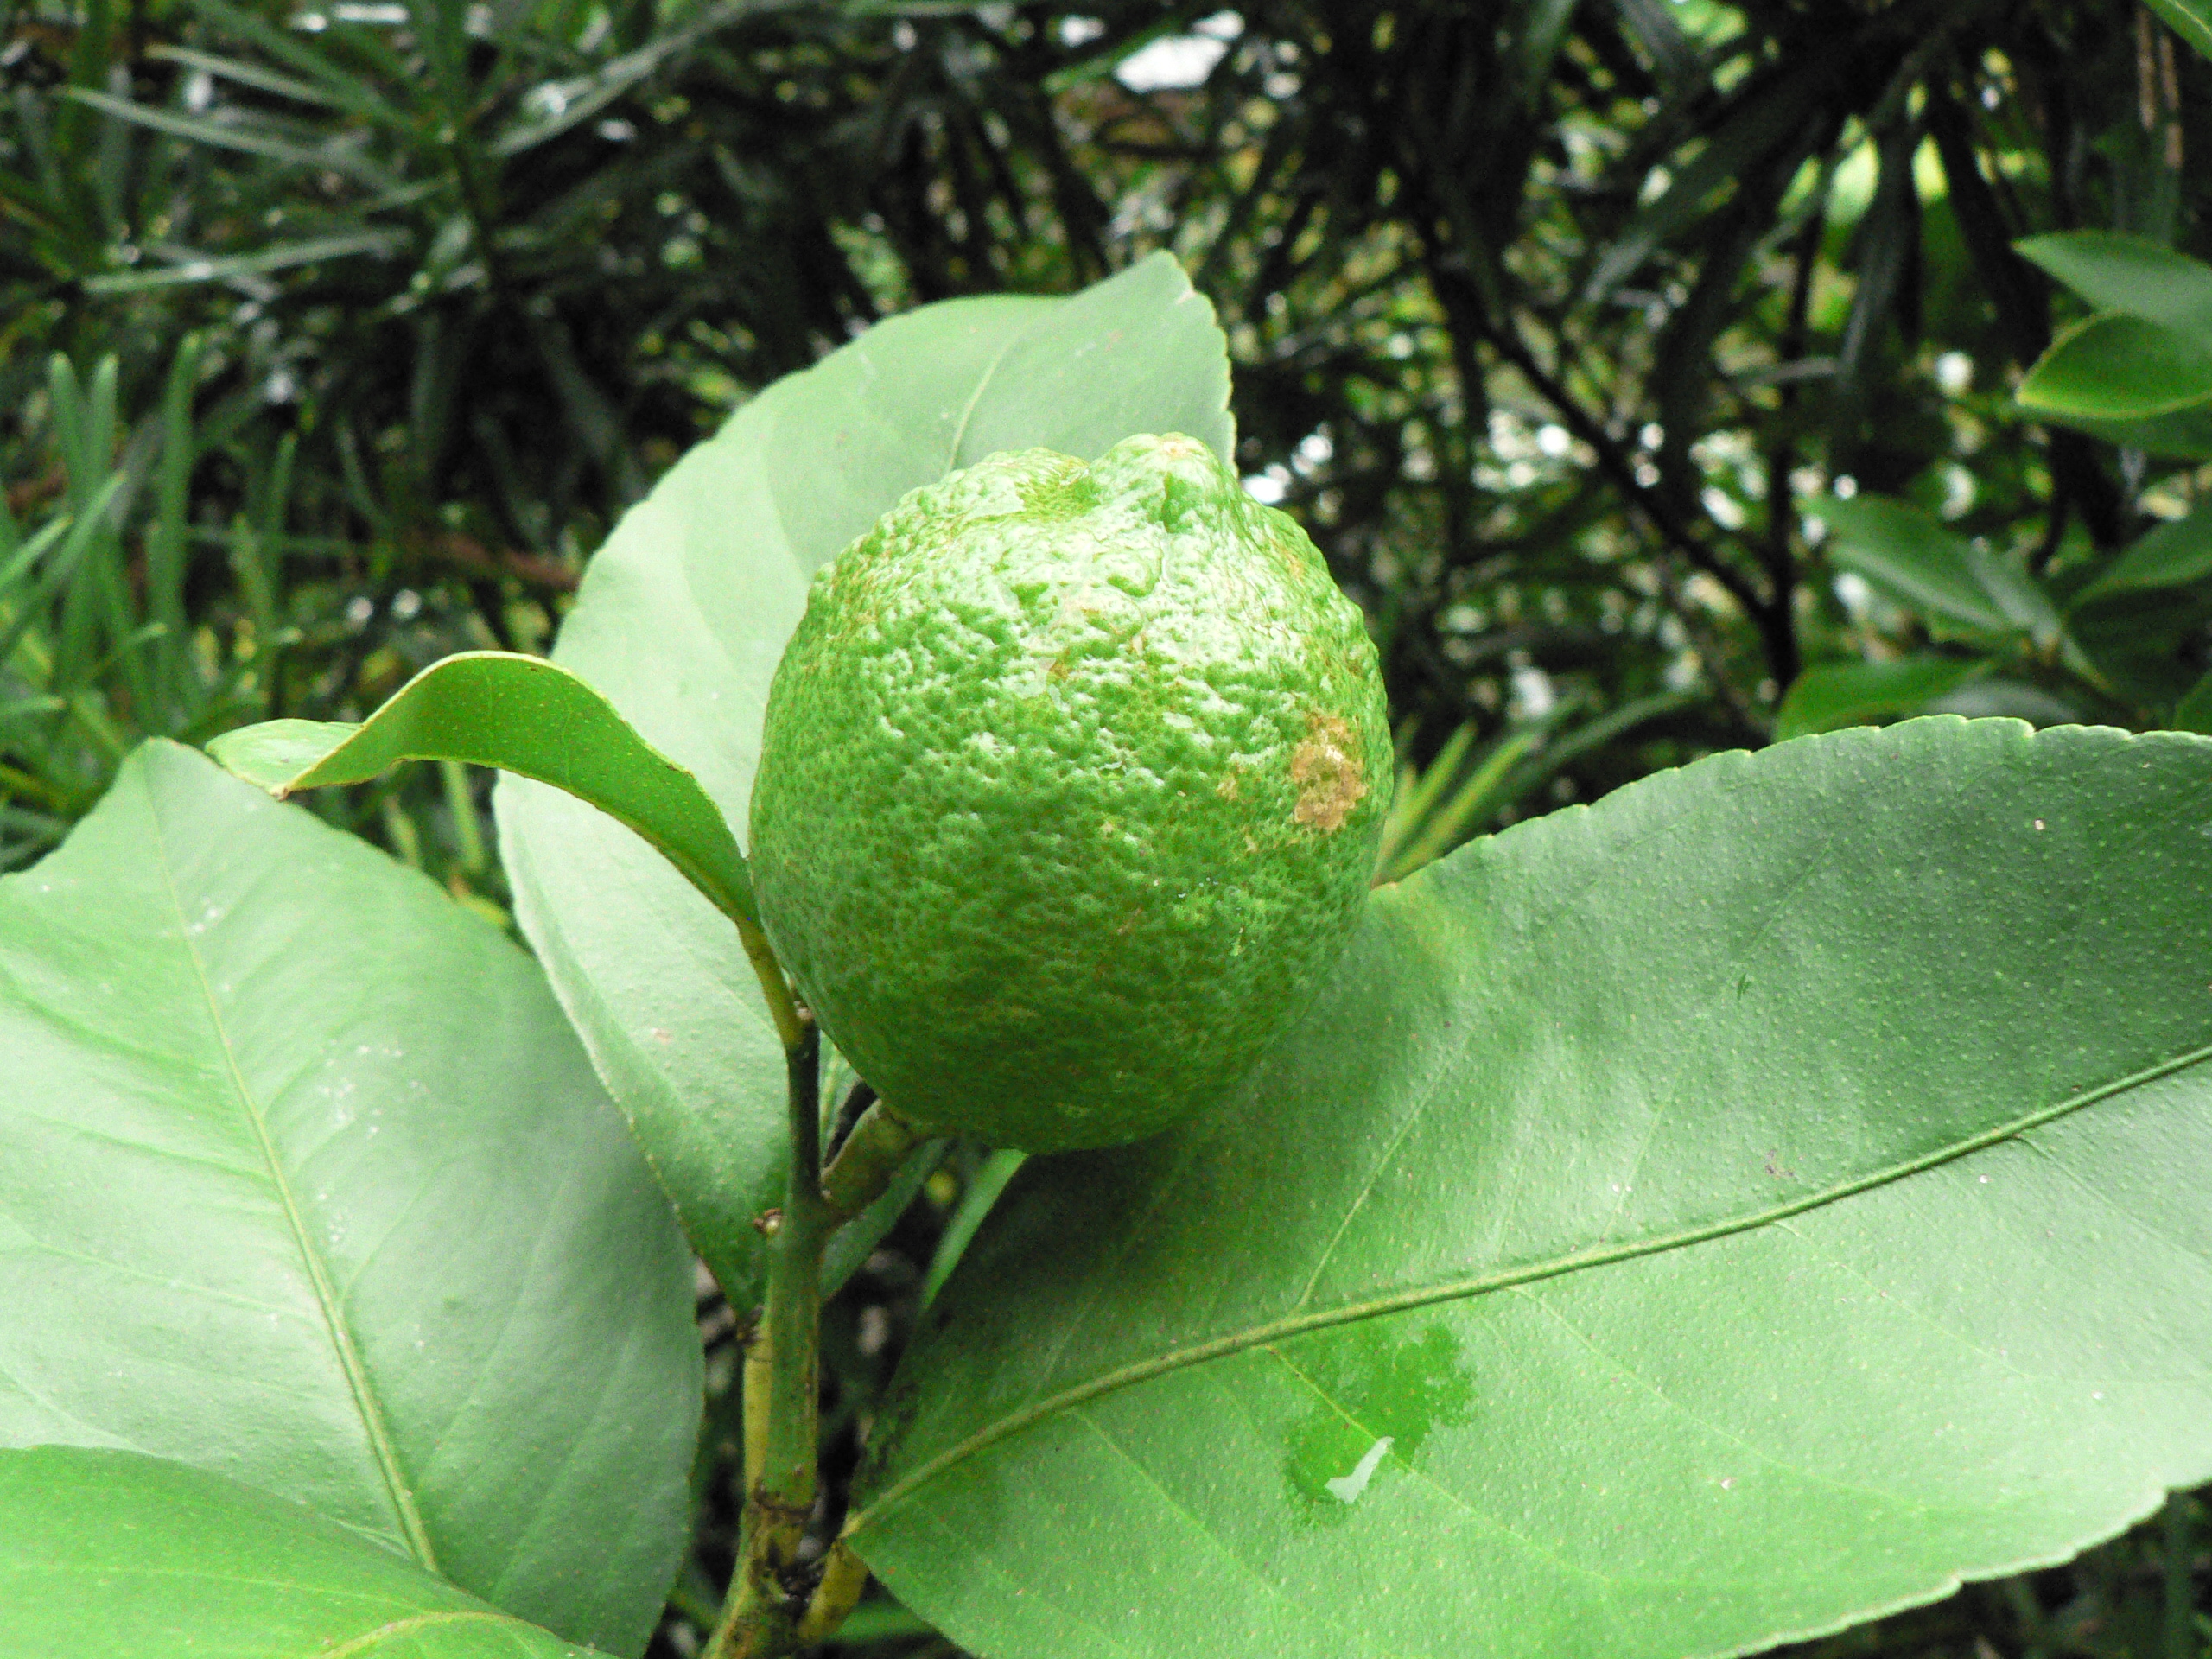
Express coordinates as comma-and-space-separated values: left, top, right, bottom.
735, 914, 809, 1054
705, 1015, 829, 1659
820, 1098, 927, 1221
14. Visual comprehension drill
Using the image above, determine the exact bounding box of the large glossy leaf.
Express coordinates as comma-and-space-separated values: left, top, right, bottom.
2018, 313, 2212, 420
1815, 494, 2049, 639
0, 1446, 604, 1658
1919, 678, 2087, 728
853, 717, 2212, 1659
2015, 403, 2212, 461
2177, 671, 2212, 734
2015, 232, 2212, 344
1771, 654, 1983, 739
208, 650, 758, 932
0, 742, 699, 1657
2145, 0, 2212, 66
494, 252, 1234, 1299
2071, 502, 2212, 607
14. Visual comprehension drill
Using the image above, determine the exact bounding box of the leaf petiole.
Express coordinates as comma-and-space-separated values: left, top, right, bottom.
821, 1099, 928, 1222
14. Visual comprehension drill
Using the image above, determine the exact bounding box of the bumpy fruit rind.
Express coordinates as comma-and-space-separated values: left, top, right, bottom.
748, 433, 1391, 1152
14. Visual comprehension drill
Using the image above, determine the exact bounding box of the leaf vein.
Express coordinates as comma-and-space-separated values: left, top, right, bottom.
852, 1039, 2212, 1530
145, 798, 438, 1573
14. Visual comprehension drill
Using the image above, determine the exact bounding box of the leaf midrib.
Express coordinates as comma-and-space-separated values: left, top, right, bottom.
148, 798, 438, 1572
944, 334, 1019, 473
850, 1038, 2212, 1532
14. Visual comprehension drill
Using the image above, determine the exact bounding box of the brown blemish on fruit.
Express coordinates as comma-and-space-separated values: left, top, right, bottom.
1289, 712, 1366, 833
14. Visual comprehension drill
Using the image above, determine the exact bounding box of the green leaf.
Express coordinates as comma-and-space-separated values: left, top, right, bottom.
494, 252, 1234, 1300
2145, 0, 2212, 65
1815, 494, 2034, 636
852, 718, 2212, 1659
2015, 232, 2212, 345
1772, 654, 1985, 739
919, 1148, 1029, 1311
2072, 502, 2212, 607
209, 649, 758, 931
2065, 582, 2212, 709
2174, 669, 2212, 734
0, 743, 698, 1657
2018, 313, 2212, 421
146, 43, 342, 108
490, 0, 767, 156
0, 1446, 605, 1658
83, 231, 406, 294
60, 87, 400, 189
1920, 678, 2086, 727
1586, 64, 1829, 299
2021, 403, 2212, 460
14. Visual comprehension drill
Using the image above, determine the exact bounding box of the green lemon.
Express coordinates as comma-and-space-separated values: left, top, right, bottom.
748, 433, 1391, 1152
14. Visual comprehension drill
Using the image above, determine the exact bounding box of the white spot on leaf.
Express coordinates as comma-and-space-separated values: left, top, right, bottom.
1325, 1435, 1394, 1503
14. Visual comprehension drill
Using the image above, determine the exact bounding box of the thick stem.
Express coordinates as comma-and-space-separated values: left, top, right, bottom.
704, 1021, 829, 1659
762, 1025, 830, 1529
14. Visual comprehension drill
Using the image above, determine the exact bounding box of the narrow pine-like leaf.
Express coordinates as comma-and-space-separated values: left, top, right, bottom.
146, 44, 342, 107
85, 232, 405, 294
60, 87, 399, 188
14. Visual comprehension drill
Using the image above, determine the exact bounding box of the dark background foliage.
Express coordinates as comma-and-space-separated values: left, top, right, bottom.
4, 0, 2208, 1653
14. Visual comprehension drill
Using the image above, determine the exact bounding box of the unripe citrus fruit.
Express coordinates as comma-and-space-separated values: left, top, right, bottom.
748, 433, 1390, 1152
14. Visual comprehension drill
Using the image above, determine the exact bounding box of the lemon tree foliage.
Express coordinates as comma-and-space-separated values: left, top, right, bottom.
4, 251, 2211, 1659
0, 744, 698, 1657
851, 718, 2212, 1659
0, 1447, 607, 1659
1783, 232, 2212, 740
750, 436, 1390, 1152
